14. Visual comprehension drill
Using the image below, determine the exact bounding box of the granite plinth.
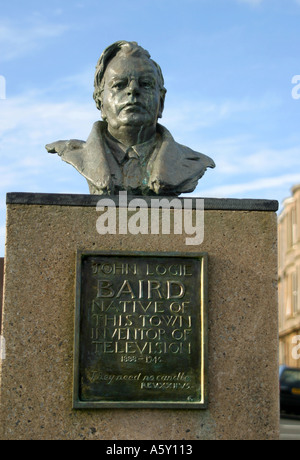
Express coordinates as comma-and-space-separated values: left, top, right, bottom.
0, 193, 279, 440
0, 258, 3, 333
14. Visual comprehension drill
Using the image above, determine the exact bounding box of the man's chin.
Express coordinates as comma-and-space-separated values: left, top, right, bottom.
119, 116, 151, 127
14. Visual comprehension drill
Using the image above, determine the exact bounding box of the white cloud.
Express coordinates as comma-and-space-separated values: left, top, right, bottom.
0, 18, 69, 61
0, 90, 97, 149
198, 173, 300, 198
0, 78, 99, 201
162, 94, 280, 144
211, 141, 300, 177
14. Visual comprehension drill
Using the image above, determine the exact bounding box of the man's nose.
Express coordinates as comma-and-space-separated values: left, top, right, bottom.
127, 79, 140, 96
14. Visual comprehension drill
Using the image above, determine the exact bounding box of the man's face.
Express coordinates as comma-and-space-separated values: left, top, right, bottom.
100, 54, 163, 132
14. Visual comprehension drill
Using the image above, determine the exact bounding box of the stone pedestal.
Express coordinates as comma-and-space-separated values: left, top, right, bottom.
0, 193, 279, 440
0, 258, 3, 332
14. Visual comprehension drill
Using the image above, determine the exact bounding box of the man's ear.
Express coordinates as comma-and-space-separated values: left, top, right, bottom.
93, 87, 103, 112
158, 91, 166, 119
98, 93, 107, 121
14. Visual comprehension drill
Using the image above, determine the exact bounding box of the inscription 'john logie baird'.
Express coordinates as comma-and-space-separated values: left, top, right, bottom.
91, 264, 192, 357
97, 278, 186, 300
92, 261, 193, 277
73, 252, 207, 409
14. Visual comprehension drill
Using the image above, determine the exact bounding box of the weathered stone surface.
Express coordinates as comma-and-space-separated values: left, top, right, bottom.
0, 258, 3, 332
0, 196, 279, 440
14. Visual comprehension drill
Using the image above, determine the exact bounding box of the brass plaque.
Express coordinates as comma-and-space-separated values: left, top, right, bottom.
73, 251, 208, 409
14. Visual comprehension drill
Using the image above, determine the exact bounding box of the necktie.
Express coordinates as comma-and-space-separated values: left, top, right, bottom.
122, 147, 143, 190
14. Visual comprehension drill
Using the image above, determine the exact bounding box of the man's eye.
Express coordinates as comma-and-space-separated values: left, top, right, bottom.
113, 81, 127, 90
140, 80, 154, 89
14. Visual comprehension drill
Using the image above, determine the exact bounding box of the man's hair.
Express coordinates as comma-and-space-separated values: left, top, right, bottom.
93, 41, 167, 113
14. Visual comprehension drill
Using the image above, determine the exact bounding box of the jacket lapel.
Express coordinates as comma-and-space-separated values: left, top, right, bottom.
82, 121, 113, 192
149, 124, 215, 194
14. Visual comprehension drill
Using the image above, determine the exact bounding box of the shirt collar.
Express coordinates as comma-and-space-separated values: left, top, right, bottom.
104, 130, 157, 165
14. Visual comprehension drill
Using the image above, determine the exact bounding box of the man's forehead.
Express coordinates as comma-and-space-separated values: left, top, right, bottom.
104, 54, 158, 79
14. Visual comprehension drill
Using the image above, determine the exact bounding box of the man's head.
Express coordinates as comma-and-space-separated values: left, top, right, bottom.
93, 41, 167, 132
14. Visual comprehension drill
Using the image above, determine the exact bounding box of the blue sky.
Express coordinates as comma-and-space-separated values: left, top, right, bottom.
0, 0, 300, 256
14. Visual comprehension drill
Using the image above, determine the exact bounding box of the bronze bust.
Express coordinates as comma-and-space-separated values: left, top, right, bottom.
46, 41, 215, 195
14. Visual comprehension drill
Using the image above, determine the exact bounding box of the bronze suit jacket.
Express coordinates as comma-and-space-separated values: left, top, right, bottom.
46, 121, 215, 195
